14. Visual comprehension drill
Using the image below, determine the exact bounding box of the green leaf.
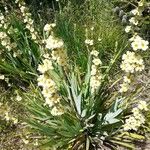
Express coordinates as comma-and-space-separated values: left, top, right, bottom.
70, 72, 82, 115
110, 140, 135, 149
128, 133, 145, 140
103, 108, 122, 124
75, 92, 82, 115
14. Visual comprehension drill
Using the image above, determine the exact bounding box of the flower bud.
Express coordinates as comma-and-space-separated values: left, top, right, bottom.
113, 6, 120, 14
122, 18, 127, 25
119, 10, 125, 18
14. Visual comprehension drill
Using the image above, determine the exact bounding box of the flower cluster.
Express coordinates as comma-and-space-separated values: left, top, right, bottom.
130, 35, 149, 51
0, 12, 11, 53
129, 17, 138, 26
120, 51, 145, 73
120, 52, 145, 93
43, 24, 68, 67
129, 6, 140, 26
120, 1, 149, 93
16, 0, 39, 43
131, 8, 140, 16
0, 10, 21, 57
85, 39, 94, 46
0, 31, 11, 50
123, 101, 148, 131
37, 58, 64, 116
44, 23, 56, 32
45, 35, 64, 50
37, 23, 68, 115
125, 2, 149, 51
0, 11, 7, 29
0, 31, 18, 56
4, 112, 18, 124
119, 75, 131, 93
120, 50, 145, 93
0, 103, 18, 124
125, 26, 131, 33
37, 59, 53, 73
0, 74, 5, 80
90, 50, 102, 93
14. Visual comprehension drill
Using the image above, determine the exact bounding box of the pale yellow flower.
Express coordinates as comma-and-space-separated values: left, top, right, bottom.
121, 51, 144, 73
1, 40, 7, 46
140, 40, 149, 51
135, 64, 145, 72
0, 15, 4, 21
51, 23, 56, 27
91, 50, 99, 57
37, 74, 48, 87
51, 106, 64, 116
138, 101, 148, 111
43, 53, 50, 59
51, 94, 61, 103
90, 27, 94, 30
131, 41, 140, 51
20, 6, 26, 13
90, 75, 101, 93
51, 50, 59, 60
16, 95, 22, 101
45, 97, 55, 107
0, 75, 5, 80
91, 67, 97, 76
31, 34, 36, 40
92, 58, 102, 66
38, 59, 53, 73
132, 108, 140, 116
138, 1, 143, 6
119, 82, 129, 93
129, 35, 142, 42
22, 138, 29, 144
98, 38, 102, 42
123, 76, 131, 83
131, 9, 140, 16
44, 24, 51, 31
26, 24, 31, 30
125, 26, 131, 33
85, 39, 93, 45
120, 63, 134, 73
123, 116, 138, 131
12, 117, 18, 124
29, 27, 34, 32
129, 17, 138, 25
4, 112, 10, 121
45, 78, 56, 88
131, 36, 149, 51
45, 35, 64, 49
134, 113, 145, 124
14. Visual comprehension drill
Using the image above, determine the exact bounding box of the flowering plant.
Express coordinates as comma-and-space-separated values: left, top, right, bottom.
23, 18, 149, 148
0, 1, 42, 85
0, 0, 149, 149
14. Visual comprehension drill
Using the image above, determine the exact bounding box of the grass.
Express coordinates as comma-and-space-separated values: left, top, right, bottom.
54, 0, 129, 72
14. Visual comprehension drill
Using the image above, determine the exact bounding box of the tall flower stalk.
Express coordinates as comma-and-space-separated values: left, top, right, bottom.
120, 0, 149, 131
